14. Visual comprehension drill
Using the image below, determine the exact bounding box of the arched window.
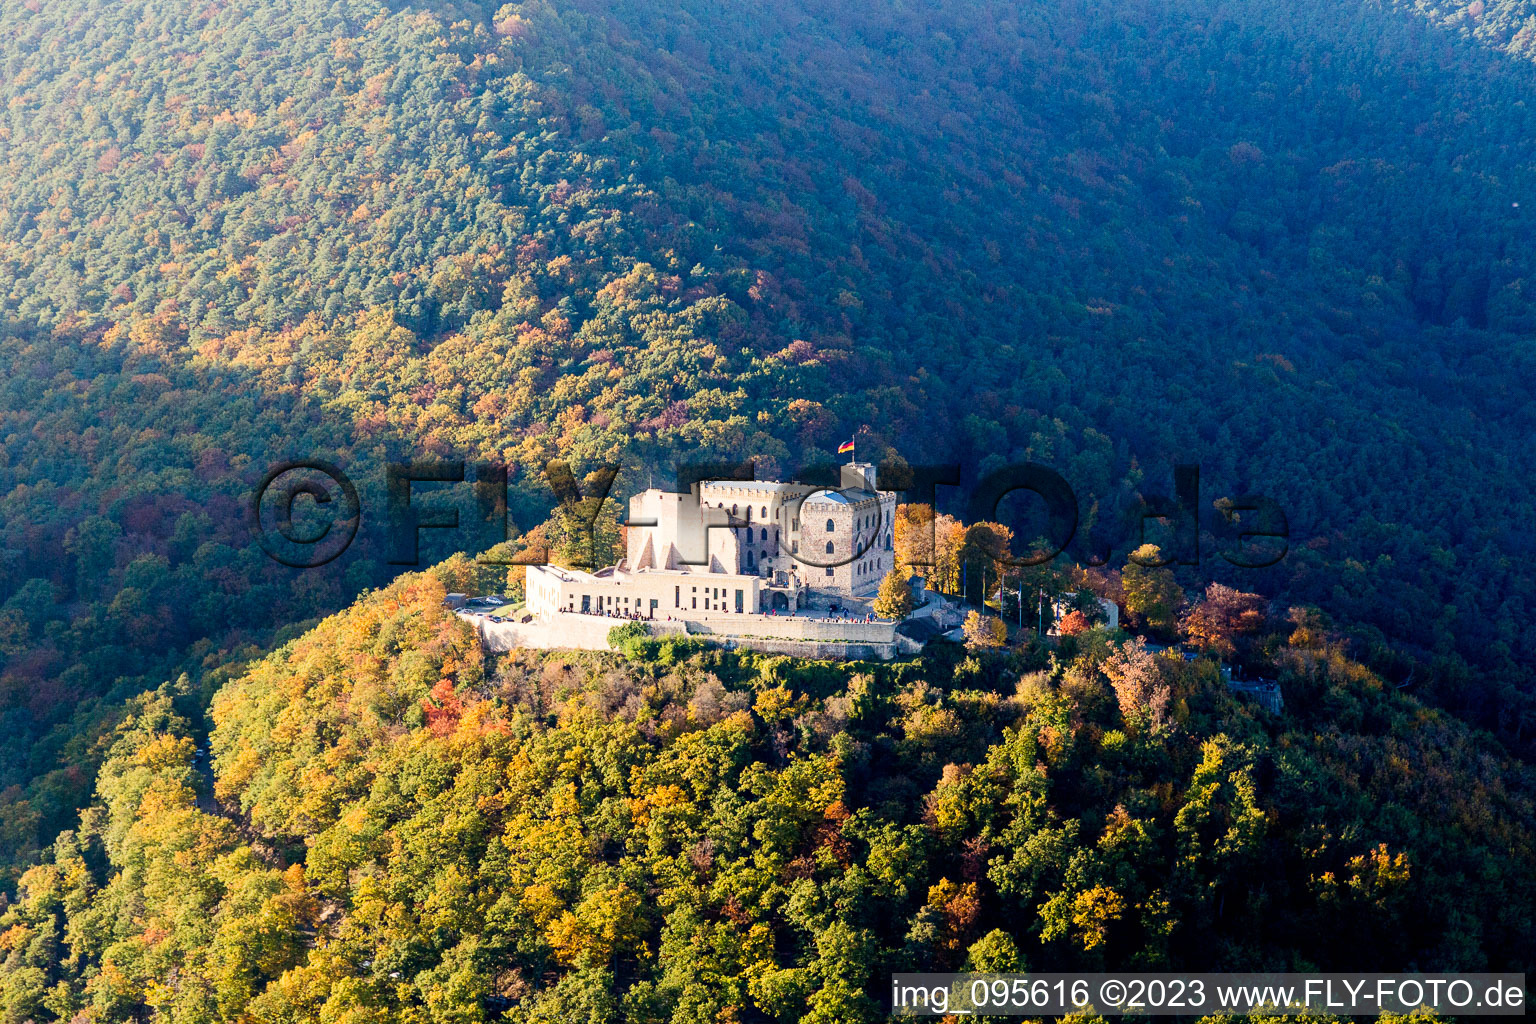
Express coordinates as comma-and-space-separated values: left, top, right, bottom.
746, 551, 754, 568
760, 528, 768, 541
825, 541, 834, 554
732, 504, 738, 516
826, 518, 835, 532
761, 506, 767, 519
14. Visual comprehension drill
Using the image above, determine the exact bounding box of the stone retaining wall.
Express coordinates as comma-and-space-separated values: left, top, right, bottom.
463, 609, 898, 659
680, 612, 895, 643
717, 636, 899, 661
468, 613, 690, 653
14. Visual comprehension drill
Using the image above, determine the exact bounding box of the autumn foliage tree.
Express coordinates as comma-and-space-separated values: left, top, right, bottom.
873, 569, 916, 620
1122, 544, 1183, 634
930, 514, 967, 595
422, 678, 465, 738
893, 503, 936, 573
1102, 637, 1173, 733
963, 610, 1008, 648
1181, 583, 1269, 660
1058, 609, 1092, 636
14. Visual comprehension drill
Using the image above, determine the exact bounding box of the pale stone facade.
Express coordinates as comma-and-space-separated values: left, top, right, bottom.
526, 462, 898, 621
524, 563, 765, 619
799, 463, 898, 602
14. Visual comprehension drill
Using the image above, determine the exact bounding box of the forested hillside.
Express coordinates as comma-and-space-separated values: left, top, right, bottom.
1392, 0, 1536, 58
0, 562, 1530, 1024
3, 0, 1536, 885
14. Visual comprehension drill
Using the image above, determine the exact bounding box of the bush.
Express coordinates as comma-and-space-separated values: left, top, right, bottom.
608, 622, 653, 660
656, 635, 708, 665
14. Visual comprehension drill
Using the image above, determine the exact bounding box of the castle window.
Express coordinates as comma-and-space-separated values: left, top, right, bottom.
761, 506, 767, 519
825, 541, 834, 554
826, 567, 834, 576
761, 528, 768, 541
746, 551, 754, 568
826, 518, 834, 532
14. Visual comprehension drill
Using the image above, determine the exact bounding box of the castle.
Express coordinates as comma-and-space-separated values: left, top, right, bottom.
525, 462, 899, 621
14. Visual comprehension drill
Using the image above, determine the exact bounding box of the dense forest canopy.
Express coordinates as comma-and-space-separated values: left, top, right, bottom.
1, 0, 1536, 904
0, 562, 1530, 1024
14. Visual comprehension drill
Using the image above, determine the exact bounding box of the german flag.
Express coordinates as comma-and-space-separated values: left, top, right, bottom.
837, 437, 856, 454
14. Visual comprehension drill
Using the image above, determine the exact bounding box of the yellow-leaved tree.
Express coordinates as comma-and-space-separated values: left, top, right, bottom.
962, 610, 1007, 648
872, 569, 915, 619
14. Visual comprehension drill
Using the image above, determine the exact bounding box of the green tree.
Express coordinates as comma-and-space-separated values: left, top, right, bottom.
549, 496, 624, 571
62, 516, 120, 601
